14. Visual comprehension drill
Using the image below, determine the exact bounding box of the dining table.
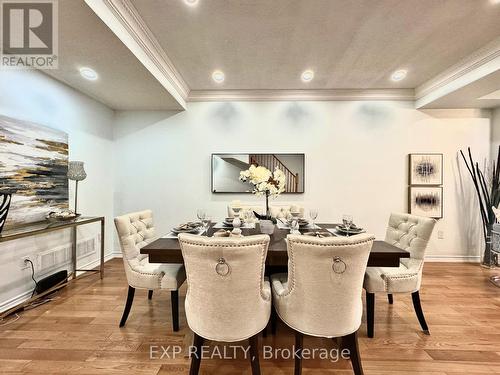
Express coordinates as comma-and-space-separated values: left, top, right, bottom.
141, 223, 410, 269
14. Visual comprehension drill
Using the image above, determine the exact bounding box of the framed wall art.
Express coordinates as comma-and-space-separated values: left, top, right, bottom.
409, 186, 443, 219
409, 153, 443, 185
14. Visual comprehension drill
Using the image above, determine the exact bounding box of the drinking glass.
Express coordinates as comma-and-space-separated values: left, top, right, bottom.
197, 209, 206, 221
342, 214, 353, 236
201, 216, 211, 235
309, 209, 318, 228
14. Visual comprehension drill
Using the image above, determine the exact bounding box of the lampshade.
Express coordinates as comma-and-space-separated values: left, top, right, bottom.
67, 161, 87, 181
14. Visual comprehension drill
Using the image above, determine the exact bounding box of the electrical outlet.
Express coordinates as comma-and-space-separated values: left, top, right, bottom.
437, 230, 444, 239
20, 256, 34, 270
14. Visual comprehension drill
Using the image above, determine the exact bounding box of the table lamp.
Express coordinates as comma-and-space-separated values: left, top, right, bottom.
67, 161, 87, 214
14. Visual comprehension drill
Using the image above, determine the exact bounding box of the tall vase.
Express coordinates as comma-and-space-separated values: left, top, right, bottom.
0, 193, 12, 234
483, 223, 495, 268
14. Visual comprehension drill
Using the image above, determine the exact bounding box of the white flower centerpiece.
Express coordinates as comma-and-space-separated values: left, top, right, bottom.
239, 165, 286, 220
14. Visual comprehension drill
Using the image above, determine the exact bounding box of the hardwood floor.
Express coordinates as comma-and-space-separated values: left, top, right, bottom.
1, 259, 499, 374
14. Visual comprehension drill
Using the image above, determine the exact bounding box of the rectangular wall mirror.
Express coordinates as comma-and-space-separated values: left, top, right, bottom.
212, 153, 305, 193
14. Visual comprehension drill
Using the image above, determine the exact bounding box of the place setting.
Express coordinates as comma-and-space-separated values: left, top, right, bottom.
326, 214, 366, 237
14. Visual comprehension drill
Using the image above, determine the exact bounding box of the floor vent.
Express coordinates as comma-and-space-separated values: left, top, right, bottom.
38, 237, 97, 272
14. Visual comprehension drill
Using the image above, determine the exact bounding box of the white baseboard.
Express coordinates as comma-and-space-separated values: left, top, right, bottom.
426, 255, 481, 262
0, 290, 33, 314
1, 253, 118, 314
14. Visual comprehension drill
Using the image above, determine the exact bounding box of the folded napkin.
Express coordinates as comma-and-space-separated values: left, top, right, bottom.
302, 231, 333, 238
213, 229, 243, 238
213, 222, 256, 229
162, 227, 205, 239
174, 222, 202, 230
326, 227, 366, 237
276, 220, 321, 230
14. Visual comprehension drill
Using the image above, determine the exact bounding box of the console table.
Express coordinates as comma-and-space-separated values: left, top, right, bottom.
0, 216, 105, 279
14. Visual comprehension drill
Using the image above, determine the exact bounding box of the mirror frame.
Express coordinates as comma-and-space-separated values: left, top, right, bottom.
211, 153, 305, 194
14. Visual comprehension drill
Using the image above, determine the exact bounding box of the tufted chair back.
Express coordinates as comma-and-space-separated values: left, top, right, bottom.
178, 233, 271, 342
385, 213, 436, 270
114, 210, 156, 286
273, 234, 374, 338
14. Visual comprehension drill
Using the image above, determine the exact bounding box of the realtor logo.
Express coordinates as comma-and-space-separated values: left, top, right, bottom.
1, 0, 58, 69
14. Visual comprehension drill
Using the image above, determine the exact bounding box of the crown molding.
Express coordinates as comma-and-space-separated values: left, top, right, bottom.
188, 89, 415, 102
85, 0, 189, 109
415, 37, 500, 108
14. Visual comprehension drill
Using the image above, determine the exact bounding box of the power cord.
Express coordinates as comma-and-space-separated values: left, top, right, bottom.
24, 259, 38, 297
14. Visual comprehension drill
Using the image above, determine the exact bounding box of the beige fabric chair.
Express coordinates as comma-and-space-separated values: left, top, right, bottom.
114, 210, 186, 331
178, 233, 271, 375
363, 213, 436, 337
272, 233, 375, 375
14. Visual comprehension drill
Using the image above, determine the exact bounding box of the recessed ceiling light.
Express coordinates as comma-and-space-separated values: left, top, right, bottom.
184, 0, 199, 6
212, 70, 225, 83
490, 0, 500, 4
391, 69, 407, 81
301, 70, 314, 82
79, 67, 98, 81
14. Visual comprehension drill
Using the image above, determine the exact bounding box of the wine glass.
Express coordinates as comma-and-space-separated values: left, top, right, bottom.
309, 209, 318, 228
201, 216, 211, 235
197, 209, 206, 221
342, 214, 353, 236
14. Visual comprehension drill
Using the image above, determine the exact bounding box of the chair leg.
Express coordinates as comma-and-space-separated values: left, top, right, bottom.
411, 291, 430, 335
119, 286, 135, 327
148, 290, 153, 300
248, 333, 261, 375
171, 290, 179, 332
342, 331, 364, 375
366, 292, 375, 338
388, 294, 393, 304
189, 332, 204, 375
294, 330, 303, 375
271, 305, 278, 335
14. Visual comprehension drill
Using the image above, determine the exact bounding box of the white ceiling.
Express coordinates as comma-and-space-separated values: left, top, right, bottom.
42, 0, 500, 110
130, 0, 500, 90
43, 0, 182, 110
420, 70, 500, 109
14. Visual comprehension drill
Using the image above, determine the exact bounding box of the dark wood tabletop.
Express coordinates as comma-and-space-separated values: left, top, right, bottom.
141, 223, 410, 268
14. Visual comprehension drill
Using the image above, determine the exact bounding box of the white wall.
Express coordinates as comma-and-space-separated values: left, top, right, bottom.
0, 70, 115, 311
113, 102, 490, 261
492, 107, 500, 160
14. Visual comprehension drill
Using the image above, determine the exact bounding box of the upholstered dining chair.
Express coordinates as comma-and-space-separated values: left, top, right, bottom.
271, 233, 375, 375
178, 233, 271, 375
114, 210, 186, 331
363, 213, 436, 338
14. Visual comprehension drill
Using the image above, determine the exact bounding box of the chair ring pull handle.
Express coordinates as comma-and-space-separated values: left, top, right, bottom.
332, 257, 346, 274
215, 257, 230, 276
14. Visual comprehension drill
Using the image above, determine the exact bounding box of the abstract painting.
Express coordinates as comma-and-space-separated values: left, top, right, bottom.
409, 186, 443, 218
0, 115, 68, 228
409, 154, 443, 185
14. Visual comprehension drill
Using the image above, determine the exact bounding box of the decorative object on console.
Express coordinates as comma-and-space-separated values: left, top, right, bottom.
409, 153, 443, 185
409, 186, 443, 219
0, 193, 12, 234
67, 161, 87, 214
239, 165, 286, 220
460, 146, 500, 268
46, 210, 81, 223
0, 115, 69, 227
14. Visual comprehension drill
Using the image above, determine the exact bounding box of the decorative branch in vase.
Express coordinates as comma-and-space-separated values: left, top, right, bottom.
239, 164, 286, 222
460, 146, 500, 268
